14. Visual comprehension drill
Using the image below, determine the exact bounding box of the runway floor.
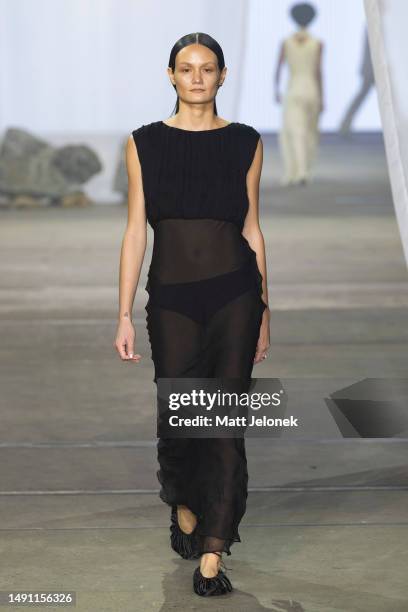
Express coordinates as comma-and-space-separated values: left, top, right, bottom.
0, 132, 407, 611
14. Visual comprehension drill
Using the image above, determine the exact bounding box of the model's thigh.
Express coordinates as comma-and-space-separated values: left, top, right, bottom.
203, 289, 264, 380
146, 304, 204, 379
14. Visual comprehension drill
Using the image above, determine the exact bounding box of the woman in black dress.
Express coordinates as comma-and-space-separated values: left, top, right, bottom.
115, 32, 270, 597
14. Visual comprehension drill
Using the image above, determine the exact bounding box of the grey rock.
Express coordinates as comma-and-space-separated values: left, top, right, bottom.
52, 145, 101, 183
0, 127, 102, 203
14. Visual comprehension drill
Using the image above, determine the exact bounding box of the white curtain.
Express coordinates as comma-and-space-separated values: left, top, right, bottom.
364, 0, 408, 267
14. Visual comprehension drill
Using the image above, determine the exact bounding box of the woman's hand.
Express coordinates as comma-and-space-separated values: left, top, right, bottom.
254, 308, 270, 364
114, 318, 142, 362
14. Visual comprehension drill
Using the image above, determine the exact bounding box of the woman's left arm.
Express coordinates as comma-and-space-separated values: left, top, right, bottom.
242, 136, 271, 363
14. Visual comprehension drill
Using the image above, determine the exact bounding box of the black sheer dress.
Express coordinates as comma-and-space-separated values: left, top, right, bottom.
132, 120, 267, 556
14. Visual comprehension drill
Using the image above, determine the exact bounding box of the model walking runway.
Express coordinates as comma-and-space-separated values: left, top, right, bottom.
275, 3, 323, 186
116, 30, 270, 597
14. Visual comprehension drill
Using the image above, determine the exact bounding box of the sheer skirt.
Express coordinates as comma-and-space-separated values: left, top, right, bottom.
145, 218, 267, 556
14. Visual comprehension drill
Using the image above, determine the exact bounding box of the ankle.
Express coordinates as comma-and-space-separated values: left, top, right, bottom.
200, 552, 222, 577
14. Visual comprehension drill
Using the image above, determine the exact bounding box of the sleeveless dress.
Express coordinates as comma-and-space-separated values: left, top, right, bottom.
132, 120, 268, 556
279, 31, 321, 184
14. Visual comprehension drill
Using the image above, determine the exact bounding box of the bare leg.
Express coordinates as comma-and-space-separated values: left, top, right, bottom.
339, 78, 373, 134
200, 552, 222, 577
177, 504, 197, 534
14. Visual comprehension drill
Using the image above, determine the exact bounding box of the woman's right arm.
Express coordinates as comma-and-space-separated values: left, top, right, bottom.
114, 134, 147, 362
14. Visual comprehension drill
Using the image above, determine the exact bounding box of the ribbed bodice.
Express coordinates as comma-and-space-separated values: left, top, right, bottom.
131, 120, 260, 232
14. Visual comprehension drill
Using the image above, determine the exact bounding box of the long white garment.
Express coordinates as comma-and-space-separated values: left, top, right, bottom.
279, 31, 321, 185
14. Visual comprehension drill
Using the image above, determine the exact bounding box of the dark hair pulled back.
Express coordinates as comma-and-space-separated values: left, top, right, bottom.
168, 32, 225, 116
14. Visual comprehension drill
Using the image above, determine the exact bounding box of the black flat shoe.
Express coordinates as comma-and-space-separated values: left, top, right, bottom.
193, 551, 233, 596
170, 505, 201, 560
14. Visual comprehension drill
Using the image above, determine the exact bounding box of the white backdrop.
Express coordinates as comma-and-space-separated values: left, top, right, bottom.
0, 0, 247, 133
0, 0, 381, 135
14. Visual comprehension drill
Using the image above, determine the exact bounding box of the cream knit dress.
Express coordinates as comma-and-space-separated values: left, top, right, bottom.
279, 31, 321, 184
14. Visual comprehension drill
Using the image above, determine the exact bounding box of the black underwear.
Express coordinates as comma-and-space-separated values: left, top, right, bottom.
146, 258, 266, 326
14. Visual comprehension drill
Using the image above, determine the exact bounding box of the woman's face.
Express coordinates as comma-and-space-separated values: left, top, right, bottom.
168, 43, 226, 105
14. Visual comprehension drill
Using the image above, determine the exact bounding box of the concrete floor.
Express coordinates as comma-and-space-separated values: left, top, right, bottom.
0, 132, 408, 611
